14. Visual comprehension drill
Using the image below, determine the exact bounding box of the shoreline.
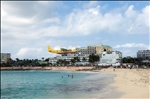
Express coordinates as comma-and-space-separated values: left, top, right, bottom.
0, 66, 96, 71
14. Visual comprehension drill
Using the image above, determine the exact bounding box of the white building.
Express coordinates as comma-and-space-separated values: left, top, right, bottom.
49, 57, 57, 65
1, 53, 11, 63
49, 53, 89, 65
98, 51, 122, 66
137, 50, 150, 59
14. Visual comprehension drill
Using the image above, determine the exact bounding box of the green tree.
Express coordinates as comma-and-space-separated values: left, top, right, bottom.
71, 59, 75, 65
42, 57, 44, 61
45, 58, 49, 62
63, 59, 69, 66
82, 57, 86, 62
74, 57, 80, 62
89, 54, 99, 63
57, 59, 62, 66
122, 57, 138, 63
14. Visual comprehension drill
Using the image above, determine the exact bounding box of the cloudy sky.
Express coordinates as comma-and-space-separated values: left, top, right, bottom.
1, 1, 150, 60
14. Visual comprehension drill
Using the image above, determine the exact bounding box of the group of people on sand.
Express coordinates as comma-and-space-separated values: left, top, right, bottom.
62, 74, 74, 78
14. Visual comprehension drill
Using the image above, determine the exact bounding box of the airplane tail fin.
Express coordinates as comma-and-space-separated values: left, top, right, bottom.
48, 45, 52, 52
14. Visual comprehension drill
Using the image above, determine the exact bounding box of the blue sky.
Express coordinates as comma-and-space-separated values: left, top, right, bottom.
1, 1, 150, 59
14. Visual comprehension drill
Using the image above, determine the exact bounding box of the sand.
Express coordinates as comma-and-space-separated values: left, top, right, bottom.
100, 67, 150, 99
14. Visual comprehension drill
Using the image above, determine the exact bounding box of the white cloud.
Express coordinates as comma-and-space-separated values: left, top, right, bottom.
114, 43, 149, 49
2, 2, 149, 39
113, 43, 150, 57
16, 47, 43, 59
40, 4, 149, 37
15, 46, 59, 59
42, 18, 60, 24
125, 5, 136, 17
88, 5, 100, 15
8, 16, 32, 24
139, 5, 150, 27
83, 1, 99, 8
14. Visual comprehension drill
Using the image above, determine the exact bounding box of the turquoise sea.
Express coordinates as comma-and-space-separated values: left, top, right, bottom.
1, 70, 116, 99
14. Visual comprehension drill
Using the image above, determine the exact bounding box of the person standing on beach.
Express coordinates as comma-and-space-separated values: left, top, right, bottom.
113, 68, 115, 71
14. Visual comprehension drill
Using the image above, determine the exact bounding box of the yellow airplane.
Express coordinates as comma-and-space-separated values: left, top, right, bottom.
48, 45, 76, 54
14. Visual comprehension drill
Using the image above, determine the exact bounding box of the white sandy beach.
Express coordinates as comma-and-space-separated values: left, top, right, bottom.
100, 67, 150, 99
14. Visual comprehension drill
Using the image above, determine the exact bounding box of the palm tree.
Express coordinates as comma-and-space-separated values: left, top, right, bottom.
42, 57, 44, 61
45, 58, 49, 62
82, 57, 86, 62
74, 57, 80, 62
89, 54, 100, 64
16, 58, 20, 62
57, 59, 62, 66
71, 59, 75, 65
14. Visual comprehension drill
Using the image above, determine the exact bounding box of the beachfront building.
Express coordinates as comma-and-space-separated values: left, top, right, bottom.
76, 46, 96, 55
98, 51, 122, 66
49, 44, 113, 65
49, 53, 89, 65
137, 50, 150, 60
1, 53, 11, 63
49, 57, 58, 65
95, 44, 112, 54
76, 44, 112, 55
